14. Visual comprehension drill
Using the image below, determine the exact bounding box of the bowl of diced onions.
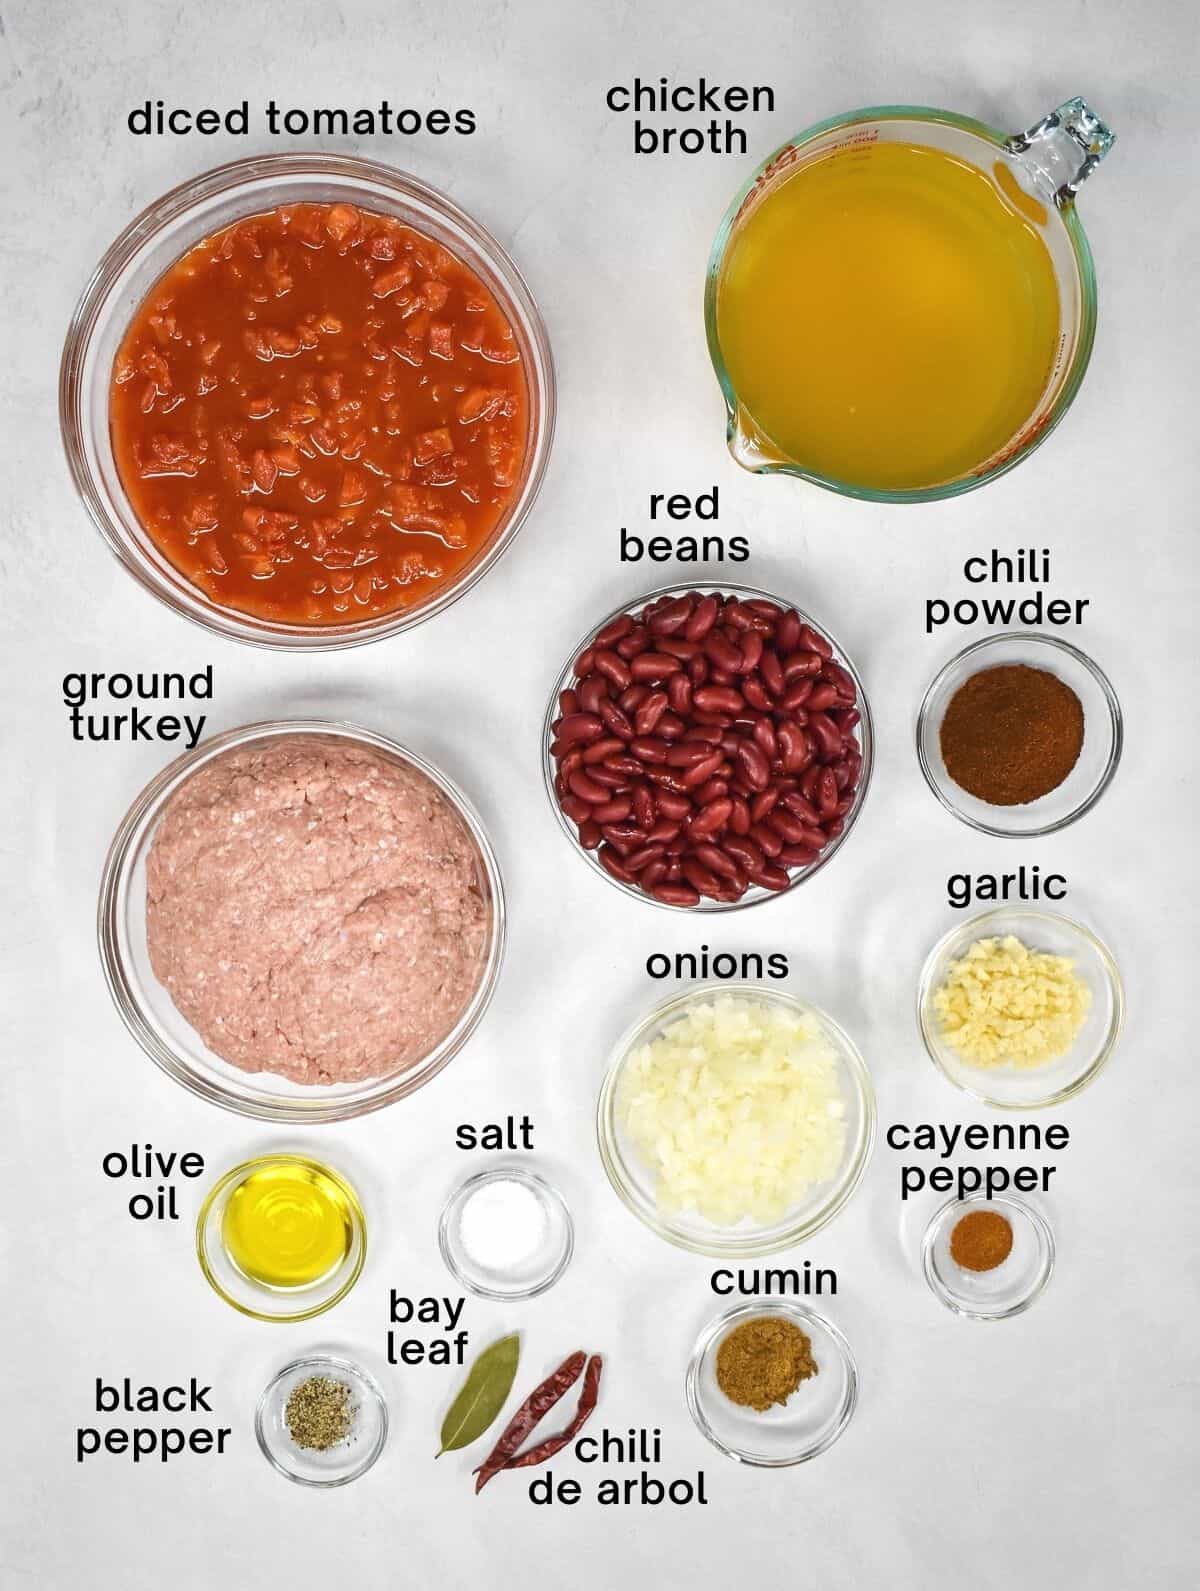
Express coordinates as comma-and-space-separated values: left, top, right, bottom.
597, 985, 875, 1256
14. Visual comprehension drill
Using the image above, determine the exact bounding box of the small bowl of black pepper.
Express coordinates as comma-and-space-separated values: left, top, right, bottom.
255, 1354, 388, 1486
916, 632, 1122, 837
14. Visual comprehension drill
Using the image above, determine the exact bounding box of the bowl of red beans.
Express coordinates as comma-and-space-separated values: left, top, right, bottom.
543, 584, 873, 910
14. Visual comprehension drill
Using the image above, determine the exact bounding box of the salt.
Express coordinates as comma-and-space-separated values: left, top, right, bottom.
457, 1177, 547, 1273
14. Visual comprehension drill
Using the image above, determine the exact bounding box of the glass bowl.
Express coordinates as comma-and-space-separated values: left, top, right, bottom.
98, 719, 505, 1122
916, 632, 1121, 836
438, 1166, 574, 1300
597, 984, 875, 1256
256, 1355, 388, 1486
196, 1154, 367, 1322
543, 581, 873, 911
686, 1301, 858, 1466
60, 152, 555, 651
917, 908, 1123, 1109
922, 1195, 1054, 1320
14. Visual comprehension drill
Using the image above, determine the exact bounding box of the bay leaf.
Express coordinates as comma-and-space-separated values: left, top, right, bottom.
437, 1333, 520, 1456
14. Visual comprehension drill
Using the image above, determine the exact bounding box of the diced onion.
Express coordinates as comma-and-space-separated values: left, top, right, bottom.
617, 994, 848, 1226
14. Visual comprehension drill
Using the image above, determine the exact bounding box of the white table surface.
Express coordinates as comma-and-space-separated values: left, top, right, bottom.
3, 0, 1198, 1585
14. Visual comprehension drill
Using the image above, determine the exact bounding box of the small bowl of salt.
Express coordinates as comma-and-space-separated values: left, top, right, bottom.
438, 1166, 574, 1300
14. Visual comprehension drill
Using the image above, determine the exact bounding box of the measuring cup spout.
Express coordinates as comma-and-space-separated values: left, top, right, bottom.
1006, 97, 1115, 208
727, 405, 788, 474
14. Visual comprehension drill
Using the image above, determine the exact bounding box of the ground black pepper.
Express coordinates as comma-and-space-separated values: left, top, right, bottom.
940, 663, 1084, 805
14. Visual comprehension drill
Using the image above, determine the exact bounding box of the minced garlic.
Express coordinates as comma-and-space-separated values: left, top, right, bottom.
933, 935, 1091, 1069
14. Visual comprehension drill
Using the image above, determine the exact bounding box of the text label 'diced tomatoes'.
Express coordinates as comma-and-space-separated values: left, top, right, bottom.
110, 203, 529, 626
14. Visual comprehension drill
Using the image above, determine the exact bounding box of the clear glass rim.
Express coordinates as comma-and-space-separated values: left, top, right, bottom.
437, 1165, 575, 1300
255, 1354, 389, 1487
916, 906, 1125, 1109
915, 631, 1123, 837
704, 103, 1099, 504
59, 150, 556, 651
921, 1193, 1055, 1321
685, 1299, 859, 1466
97, 718, 507, 1122
596, 982, 877, 1256
195, 1153, 367, 1322
542, 580, 874, 912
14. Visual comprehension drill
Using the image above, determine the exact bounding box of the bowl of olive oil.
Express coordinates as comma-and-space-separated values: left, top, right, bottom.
196, 1154, 366, 1322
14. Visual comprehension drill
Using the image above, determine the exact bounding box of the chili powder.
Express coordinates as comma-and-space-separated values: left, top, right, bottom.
939, 663, 1084, 806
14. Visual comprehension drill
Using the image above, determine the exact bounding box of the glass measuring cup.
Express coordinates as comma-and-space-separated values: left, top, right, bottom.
705, 98, 1114, 503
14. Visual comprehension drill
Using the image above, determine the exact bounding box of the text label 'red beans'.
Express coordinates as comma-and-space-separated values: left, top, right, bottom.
549, 592, 863, 906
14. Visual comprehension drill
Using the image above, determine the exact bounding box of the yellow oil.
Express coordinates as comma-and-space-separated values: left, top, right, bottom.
221, 1160, 355, 1291
716, 140, 1061, 491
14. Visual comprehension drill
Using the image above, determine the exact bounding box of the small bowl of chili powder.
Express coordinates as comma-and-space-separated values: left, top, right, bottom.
916, 633, 1121, 836
922, 1195, 1054, 1321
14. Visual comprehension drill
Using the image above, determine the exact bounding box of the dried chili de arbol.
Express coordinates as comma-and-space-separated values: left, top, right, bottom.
502, 1355, 603, 1471
474, 1351, 586, 1493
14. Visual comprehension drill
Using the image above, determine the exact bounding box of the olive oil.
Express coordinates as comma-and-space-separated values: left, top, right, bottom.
221, 1160, 355, 1290
716, 140, 1061, 491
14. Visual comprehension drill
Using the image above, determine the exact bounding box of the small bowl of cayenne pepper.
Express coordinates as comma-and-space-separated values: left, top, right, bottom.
922, 1194, 1055, 1321
916, 633, 1121, 837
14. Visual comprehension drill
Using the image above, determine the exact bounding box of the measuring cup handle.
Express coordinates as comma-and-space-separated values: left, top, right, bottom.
1005, 97, 1116, 207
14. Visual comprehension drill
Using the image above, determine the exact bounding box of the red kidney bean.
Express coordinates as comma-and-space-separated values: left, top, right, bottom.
578, 820, 602, 851
582, 737, 623, 765
667, 672, 693, 715
647, 596, 693, 635
694, 842, 739, 881
722, 834, 765, 873
577, 673, 608, 714
618, 685, 649, 716
559, 689, 579, 716
594, 614, 633, 649
632, 784, 656, 829
808, 711, 842, 759
825, 816, 845, 838
666, 741, 716, 768
598, 845, 636, 883
744, 598, 782, 622
591, 796, 633, 823
806, 682, 841, 711
657, 636, 700, 662
601, 821, 641, 849
831, 707, 861, 735
691, 798, 733, 839
821, 659, 857, 700
780, 790, 821, 824
738, 632, 764, 674
749, 788, 779, 823
616, 626, 649, 660
651, 881, 701, 907
656, 790, 692, 821
746, 860, 791, 891
692, 711, 733, 730
681, 753, 724, 789
634, 691, 670, 735
647, 818, 681, 844
630, 653, 682, 683
694, 778, 729, 806
777, 844, 819, 868
568, 768, 610, 805
682, 858, 723, 898
742, 674, 771, 710
656, 712, 685, 740
685, 594, 720, 641
728, 796, 752, 836
799, 622, 833, 659
817, 768, 839, 816
767, 809, 816, 845
753, 717, 777, 762
598, 698, 633, 739
776, 610, 801, 653
706, 665, 735, 688
625, 842, 665, 872
561, 794, 591, 824
799, 765, 821, 801
750, 821, 784, 858
777, 720, 811, 773
704, 631, 743, 672
759, 649, 785, 696
735, 740, 770, 791
587, 765, 630, 791
783, 650, 822, 682
780, 679, 814, 711
575, 645, 596, 676
641, 860, 668, 890
631, 736, 669, 762
693, 685, 744, 715
594, 649, 632, 689
646, 767, 691, 794
604, 755, 644, 778
682, 724, 723, 746
556, 712, 605, 745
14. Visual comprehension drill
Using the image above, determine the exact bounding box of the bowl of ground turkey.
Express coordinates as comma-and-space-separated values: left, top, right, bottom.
99, 721, 504, 1122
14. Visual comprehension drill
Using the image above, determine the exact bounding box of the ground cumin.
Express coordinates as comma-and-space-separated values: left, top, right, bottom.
940, 663, 1084, 806
715, 1316, 818, 1411
950, 1208, 1014, 1273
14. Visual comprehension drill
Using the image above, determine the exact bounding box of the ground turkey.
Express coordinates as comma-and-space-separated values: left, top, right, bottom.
146, 735, 489, 1084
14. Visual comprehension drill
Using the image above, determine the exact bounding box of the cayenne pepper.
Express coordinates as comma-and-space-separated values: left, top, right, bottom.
950, 1208, 1014, 1272
474, 1351, 589, 1493
939, 663, 1084, 806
